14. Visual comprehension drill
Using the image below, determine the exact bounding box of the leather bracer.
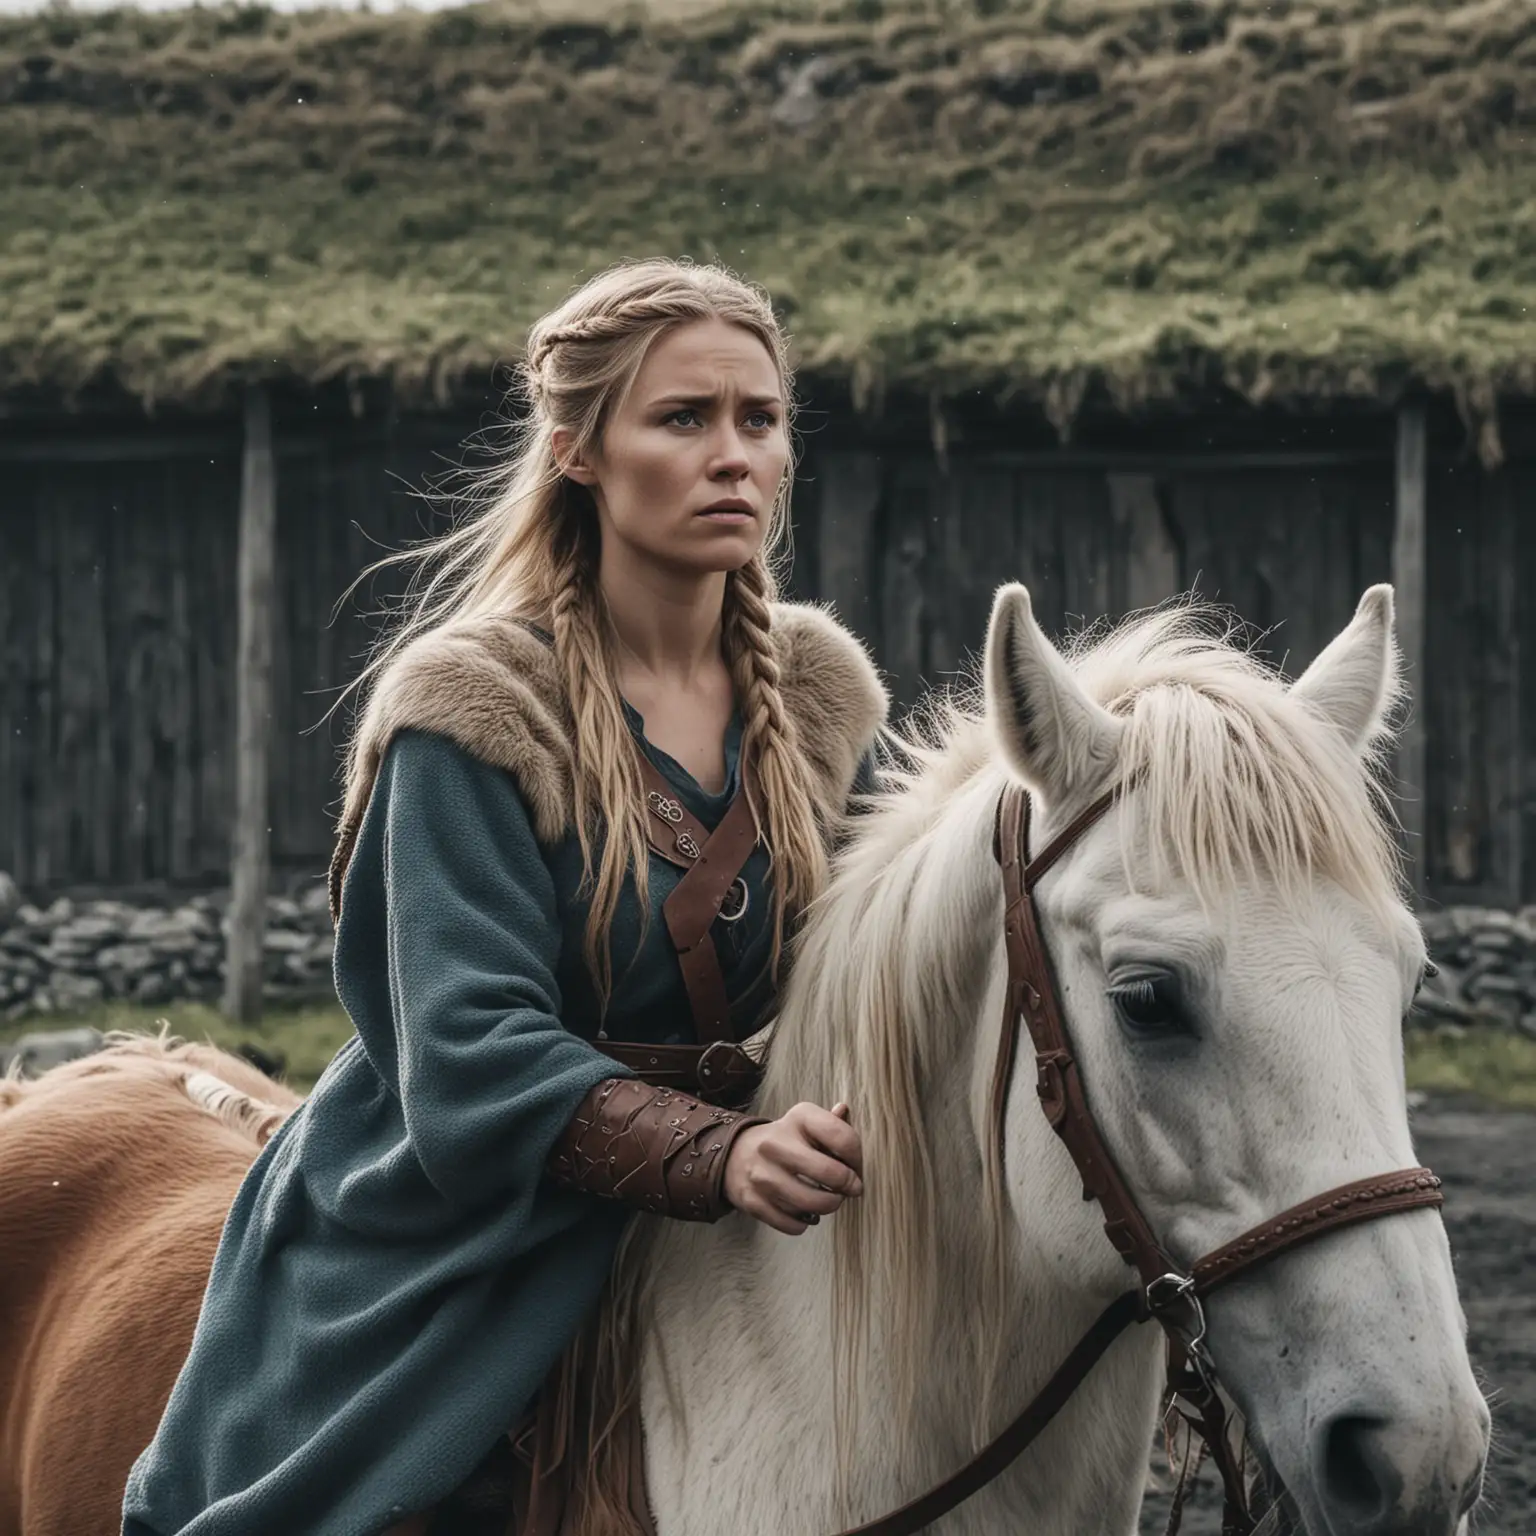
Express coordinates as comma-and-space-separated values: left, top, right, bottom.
546, 1077, 767, 1223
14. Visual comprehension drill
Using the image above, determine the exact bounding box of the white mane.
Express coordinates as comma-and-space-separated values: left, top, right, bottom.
759, 598, 1407, 1464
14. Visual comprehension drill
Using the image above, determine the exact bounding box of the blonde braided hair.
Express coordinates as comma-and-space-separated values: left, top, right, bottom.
546, 529, 650, 1005
724, 560, 828, 964
339, 258, 829, 1009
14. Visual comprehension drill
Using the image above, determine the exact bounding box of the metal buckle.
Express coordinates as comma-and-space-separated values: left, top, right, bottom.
717, 877, 750, 924
1146, 1272, 1219, 1404
696, 1039, 762, 1108
1145, 1272, 1198, 1321
1145, 1273, 1205, 1346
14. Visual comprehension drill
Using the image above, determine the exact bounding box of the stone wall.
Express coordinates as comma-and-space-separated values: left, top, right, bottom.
0, 872, 334, 1020
0, 867, 1532, 1037
1415, 907, 1536, 1039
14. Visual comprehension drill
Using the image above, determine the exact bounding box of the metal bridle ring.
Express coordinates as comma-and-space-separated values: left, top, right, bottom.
1145, 1272, 1208, 1349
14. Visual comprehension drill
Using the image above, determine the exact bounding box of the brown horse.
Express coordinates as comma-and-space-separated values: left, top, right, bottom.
0, 1035, 298, 1536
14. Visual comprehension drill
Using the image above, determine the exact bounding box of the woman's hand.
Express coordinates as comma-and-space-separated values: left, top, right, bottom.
722, 1101, 863, 1235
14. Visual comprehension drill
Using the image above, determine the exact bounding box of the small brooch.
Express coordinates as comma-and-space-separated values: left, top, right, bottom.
647, 790, 685, 825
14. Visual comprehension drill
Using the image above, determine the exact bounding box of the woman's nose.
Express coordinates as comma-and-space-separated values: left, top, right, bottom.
707, 427, 751, 472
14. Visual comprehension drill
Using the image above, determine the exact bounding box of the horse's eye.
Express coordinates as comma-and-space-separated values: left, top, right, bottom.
1407, 958, 1437, 1020
1108, 974, 1190, 1039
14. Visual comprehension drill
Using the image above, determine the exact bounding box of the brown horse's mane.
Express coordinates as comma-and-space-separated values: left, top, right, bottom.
1, 1029, 301, 1142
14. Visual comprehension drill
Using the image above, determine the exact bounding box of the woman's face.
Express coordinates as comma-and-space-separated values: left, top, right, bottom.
560, 317, 789, 579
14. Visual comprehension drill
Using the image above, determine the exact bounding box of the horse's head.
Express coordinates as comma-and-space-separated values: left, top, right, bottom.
980, 581, 1489, 1535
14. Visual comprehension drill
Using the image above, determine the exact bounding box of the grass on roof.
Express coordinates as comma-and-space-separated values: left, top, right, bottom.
2, 0, 1533, 437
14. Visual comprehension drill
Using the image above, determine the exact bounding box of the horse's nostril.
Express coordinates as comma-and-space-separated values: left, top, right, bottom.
1322, 1415, 1395, 1523
1459, 1467, 1484, 1519
1456, 1443, 1489, 1518
1315, 1405, 1488, 1532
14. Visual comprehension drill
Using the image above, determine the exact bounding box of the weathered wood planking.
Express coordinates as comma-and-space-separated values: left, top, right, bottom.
928, 456, 1016, 689
1393, 405, 1429, 899
269, 432, 452, 871
1106, 474, 1179, 616
880, 458, 934, 713
816, 451, 1388, 702
1154, 467, 1392, 675
805, 448, 879, 640
0, 479, 41, 884
272, 442, 371, 869
0, 423, 1525, 911
1423, 458, 1522, 904
1519, 469, 1536, 911
225, 387, 278, 1021
2, 450, 239, 887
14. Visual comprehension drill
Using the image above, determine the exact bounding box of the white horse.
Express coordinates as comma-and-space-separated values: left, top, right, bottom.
628, 583, 1490, 1536
1, 582, 1487, 1536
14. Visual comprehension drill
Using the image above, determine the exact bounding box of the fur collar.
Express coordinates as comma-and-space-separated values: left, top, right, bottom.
330, 603, 888, 917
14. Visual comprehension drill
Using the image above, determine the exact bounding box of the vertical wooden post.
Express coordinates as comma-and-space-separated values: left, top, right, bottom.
1392, 401, 1428, 906
223, 385, 277, 1023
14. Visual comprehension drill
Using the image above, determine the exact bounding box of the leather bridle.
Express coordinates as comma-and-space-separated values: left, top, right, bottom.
829, 781, 1445, 1536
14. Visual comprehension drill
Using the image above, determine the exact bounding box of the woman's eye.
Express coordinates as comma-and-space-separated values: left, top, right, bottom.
668, 408, 701, 428
1108, 975, 1189, 1039
746, 410, 777, 430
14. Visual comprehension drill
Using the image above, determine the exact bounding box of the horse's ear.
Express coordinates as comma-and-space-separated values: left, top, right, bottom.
1289, 584, 1403, 752
984, 584, 1123, 804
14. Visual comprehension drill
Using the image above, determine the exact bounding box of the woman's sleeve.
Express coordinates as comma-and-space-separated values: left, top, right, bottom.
335, 728, 632, 1211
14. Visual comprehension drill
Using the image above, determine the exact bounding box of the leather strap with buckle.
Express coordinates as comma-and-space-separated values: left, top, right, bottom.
593, 1038, 763, 1111
585, 753, 766, 1108
634, 753, 759, 1044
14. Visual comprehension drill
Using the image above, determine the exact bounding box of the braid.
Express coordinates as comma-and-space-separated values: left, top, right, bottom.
724, 558, 829, 972
527, 297, 719, 382
549, 540, 650, 1014
527, 319, 618, 372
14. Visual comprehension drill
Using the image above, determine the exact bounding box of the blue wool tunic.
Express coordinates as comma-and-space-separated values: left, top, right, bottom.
123, 705, 839, 1536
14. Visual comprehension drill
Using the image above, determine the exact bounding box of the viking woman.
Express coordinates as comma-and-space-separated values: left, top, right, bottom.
122, 259, 886, 1536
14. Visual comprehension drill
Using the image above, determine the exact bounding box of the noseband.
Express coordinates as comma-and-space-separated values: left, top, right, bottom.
832, 781, 1444, 1536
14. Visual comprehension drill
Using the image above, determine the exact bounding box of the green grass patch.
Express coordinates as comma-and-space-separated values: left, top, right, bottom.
1405, 1026, 1536, 1112
0, 1000, 354, 1093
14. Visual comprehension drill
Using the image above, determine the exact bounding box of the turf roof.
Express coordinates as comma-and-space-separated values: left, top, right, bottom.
2, 0, 1533, 452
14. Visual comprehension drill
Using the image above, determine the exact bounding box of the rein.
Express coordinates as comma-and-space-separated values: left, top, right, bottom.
825, 781, 1444, 1536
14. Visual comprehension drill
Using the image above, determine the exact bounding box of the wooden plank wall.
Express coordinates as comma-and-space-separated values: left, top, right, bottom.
0, 422, 1531, 906
1422, 458, 1526, 907
799, 445, 1534, 909
0, 453, 241, 887
267, 433, 435, 871
0, 433, 435, 888
798, 449, 1396, 710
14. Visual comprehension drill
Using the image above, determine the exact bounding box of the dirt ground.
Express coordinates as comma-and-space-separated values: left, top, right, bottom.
1139, 1099, 1536, 1534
